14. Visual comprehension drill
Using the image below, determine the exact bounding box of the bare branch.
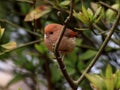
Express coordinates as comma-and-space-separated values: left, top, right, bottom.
53, 0, 78, 90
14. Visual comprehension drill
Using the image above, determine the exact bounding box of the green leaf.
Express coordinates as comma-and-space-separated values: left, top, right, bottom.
64, 48, 79, 75
77, 59, 86, 71
24, 5, 51, 21
94, 7, 103, 23
59, 0, 70, 6
50, 64, 61, 83
105, 65, 113, 78
114, 70, 120, 89
65, 49, 77, 64
87, 8, 94, 22
82, 5, 89, 21
67, 66, 76, 75
90, 2, 99, 12
87, 8, 93, 16
76, 38, 82, 46
35, 42, 47, 53
86, 74, 106, 90
0, 26, 5, 39
79, 50, 97, 60
95, 9, 103, 23
79, 12, 90, 25
106, 4, 119, 22
1, 41, 17, 50
73, 11, 88, 24
105, 65, 114, 90
105, 77, 114, 90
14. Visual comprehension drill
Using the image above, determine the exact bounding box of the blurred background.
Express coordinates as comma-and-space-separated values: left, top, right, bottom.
0, 0, 120, 90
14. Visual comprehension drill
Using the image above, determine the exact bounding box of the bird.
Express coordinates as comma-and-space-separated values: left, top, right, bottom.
44, 23, 76, 53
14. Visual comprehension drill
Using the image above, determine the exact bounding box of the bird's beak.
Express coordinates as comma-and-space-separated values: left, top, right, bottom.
44, 34, 49, 38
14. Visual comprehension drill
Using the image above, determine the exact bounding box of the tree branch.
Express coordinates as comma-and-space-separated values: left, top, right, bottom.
53, 0, 77, 90
75, 12, 120, 84
54, 1, 74, 52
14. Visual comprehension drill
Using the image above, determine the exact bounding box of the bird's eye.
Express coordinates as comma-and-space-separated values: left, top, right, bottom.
49, 32, 53, 34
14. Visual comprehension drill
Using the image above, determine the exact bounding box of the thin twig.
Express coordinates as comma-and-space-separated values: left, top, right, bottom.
54, 0, 77, 90
0, 18, 40, 37
76, 44, 97, 50
93, 23, 120, 45
0, 39, 41, 56
75, 12, 120, 84
99, 1, 118, 13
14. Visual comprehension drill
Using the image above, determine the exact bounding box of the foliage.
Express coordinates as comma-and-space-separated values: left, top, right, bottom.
74, 5, 103, 26
0, 0, 119, 90
0, 26, 16, 52
86, 65, 120, 90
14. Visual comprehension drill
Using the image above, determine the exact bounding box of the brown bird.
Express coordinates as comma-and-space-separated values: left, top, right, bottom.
44, 23, 76, 53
